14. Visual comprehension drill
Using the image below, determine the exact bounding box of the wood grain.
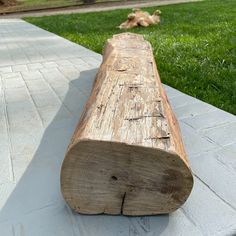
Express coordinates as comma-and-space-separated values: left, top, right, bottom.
61, 33, 193, 216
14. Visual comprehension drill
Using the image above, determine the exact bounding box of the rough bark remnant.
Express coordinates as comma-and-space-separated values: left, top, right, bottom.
61, 33, 193, 216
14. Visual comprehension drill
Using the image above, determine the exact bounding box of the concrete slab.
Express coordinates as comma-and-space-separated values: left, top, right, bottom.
0, 19, 236, 236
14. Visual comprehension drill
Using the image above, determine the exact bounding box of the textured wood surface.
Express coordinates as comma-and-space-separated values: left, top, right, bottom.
61, 33, 193, 216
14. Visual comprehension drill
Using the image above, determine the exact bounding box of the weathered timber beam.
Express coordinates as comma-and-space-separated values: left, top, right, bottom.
61, 33, 193, 216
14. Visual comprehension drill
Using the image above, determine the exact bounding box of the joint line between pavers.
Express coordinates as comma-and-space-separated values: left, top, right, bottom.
38, 69, 73, 115
19, 71, 44, 128
193, 174, 236, 212
1, 77, 15, 182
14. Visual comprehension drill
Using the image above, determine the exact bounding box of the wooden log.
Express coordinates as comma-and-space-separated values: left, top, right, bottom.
61, 33, 193, 216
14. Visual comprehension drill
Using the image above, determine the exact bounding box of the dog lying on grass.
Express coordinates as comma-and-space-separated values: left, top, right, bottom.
118, 8, 161, 29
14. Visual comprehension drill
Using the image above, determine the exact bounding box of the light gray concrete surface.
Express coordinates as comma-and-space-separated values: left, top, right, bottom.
0, 19, 236, 236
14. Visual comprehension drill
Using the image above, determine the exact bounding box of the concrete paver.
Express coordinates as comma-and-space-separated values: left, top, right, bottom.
202, 122, 236, 147
0, 19, 236, 236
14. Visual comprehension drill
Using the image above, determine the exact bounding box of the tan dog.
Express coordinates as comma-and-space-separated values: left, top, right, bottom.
118, 8, 161, 29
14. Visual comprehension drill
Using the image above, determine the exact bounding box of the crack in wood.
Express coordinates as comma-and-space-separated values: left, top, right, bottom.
120, 192, 126, 215
125, 114, 165, 121
128, 86, 141, 89
119, 83, 144, 87
145, 136, 170, 140
97, 104, 104, 110
117, 69, 127, 72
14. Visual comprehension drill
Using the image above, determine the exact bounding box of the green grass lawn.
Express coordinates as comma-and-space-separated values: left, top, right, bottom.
25, 0, 236, 115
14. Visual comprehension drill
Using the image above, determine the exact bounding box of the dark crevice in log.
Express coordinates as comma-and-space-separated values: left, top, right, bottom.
111, 175, 118, 181
125, 114, 165, 121
120, 192, 126, 215
145, 136, 170, 140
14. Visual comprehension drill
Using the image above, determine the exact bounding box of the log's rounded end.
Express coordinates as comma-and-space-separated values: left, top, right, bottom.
61, 140, 193, 216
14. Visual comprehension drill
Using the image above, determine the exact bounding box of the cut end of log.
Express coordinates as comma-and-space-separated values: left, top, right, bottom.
61, 140, 193, 216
